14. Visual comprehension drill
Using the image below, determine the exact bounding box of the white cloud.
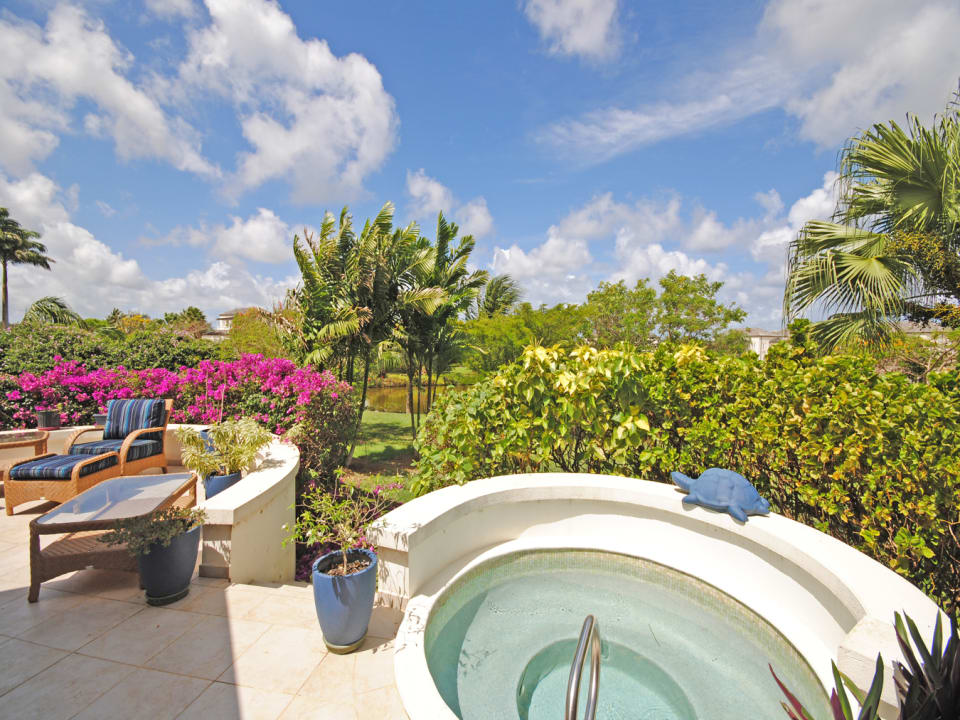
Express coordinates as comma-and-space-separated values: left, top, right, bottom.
0, 4, 217, 178
176, 0, 397, 203
522, 0, 621, 62
96, 200, 116, 218
405, 169, 495, 239
455, 199, 494, 239
750, 171, 839, 265
540, 0, 960, 157
0, 172, 296, 320
145, 208, 295, 263
145, 0, 197, 20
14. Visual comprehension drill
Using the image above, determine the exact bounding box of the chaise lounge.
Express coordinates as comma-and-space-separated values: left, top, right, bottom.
5, 451, 121, 515
67, 398, 172, 476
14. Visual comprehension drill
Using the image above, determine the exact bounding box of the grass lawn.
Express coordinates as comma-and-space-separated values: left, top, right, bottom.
344, 410, 417, 502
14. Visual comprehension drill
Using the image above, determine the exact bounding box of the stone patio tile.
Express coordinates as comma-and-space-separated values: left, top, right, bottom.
0, 653, 134, 720
147, 615, 271, 680
218, 624, 326, 695
280, 695, 358, 720
0, 637, 67, 695
0, 588, 86, 637
17, 595, 142, 651
178, 681, 293, 720
0, 545, 29, 575
241, 593, 317, 627
44, 569, 143, 602
72, 667, 209, 720
173, 584, 272, 617
355, 684, 408, 720
351, 636, 395, 694
297, 650, 356, 703
367, 605, 403, 639
78, 606, 204, 666
192, 575, 231, 588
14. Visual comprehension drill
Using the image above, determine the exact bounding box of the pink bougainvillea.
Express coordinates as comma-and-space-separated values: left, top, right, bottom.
0, 355, 354, 442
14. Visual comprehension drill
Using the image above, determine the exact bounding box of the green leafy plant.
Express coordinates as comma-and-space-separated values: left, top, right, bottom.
771, 611, 959, 720
283, 476, 400, 576
99, 506, 207, 557
178, 417, 272, 478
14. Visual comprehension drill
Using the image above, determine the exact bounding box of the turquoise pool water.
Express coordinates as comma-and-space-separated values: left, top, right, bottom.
424, 550, 830, 719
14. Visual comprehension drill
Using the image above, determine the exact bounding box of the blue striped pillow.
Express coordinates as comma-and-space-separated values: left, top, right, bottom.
103, 399, 166, 441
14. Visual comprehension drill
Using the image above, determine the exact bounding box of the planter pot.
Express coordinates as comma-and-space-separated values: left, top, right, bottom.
204, 471, 242, 499
35, 410, 60, 430
312, 548, 378, 653
92, 413, 107, 427
138, 525, 201, 606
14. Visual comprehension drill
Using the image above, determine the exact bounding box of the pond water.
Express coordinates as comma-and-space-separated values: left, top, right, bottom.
364, 385, 462, 414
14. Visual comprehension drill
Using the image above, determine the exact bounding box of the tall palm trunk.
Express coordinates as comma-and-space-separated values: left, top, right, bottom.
345, 347, 371, 466
1, 258, 8, 328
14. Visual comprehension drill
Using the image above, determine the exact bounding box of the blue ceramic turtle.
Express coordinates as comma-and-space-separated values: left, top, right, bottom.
670, 468, 770, 522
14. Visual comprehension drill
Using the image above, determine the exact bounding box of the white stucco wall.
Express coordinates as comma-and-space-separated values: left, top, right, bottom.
370, 473, 945, 720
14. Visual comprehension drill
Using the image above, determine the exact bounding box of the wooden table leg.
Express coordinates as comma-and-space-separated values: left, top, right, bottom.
28, 527, 41, 603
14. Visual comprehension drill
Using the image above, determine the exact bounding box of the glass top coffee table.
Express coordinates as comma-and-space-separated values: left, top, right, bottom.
28, 472, 197, 602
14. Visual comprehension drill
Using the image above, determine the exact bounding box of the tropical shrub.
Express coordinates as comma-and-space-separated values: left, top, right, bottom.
178, 417, 273, 477
414, 342, 960, 608
99, 506, 208, 557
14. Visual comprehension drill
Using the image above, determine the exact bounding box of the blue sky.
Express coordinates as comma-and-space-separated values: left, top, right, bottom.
1, 0, 958, 328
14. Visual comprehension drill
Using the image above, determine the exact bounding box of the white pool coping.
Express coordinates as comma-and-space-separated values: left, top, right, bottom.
369, 473, 945, 720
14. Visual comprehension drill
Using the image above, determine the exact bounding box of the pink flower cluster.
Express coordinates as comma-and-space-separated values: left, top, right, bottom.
0, 354, 353, 435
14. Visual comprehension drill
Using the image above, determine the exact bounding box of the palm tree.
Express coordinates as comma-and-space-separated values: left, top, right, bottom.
21, 296, 84, 327
784, 102, 960, 351
473, 274, 522, 319
291, 202, 445, 461
399, 214, 487, 436
0, 208, 52, 328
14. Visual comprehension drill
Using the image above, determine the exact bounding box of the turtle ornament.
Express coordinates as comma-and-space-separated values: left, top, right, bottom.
670, 468, 770, 522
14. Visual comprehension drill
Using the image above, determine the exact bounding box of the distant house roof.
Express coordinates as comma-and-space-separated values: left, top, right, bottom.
216, 307, 258, 319
744, 327, 787, 338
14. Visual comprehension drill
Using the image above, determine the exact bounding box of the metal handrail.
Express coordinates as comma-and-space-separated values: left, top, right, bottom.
564, 614, 601, 720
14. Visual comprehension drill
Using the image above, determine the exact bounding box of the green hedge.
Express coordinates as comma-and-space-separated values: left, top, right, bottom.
413, 342, 960, 608
0, 324, 222, 374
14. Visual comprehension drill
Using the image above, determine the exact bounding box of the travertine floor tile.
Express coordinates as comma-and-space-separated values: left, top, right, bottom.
78, 606, 204, 665
298, 651, 356, 702
0, 588, 86, 637
178, 682, 293, 720
0, 637, 67, 695
367, 605, 403, 638
280, 695, 358, 720
218, 624, 326, 694
351, 636, 395, 694
356, 684, 408, 720
45, 569, 142, 602
17, 595, 142, 651
242, 593, 317, 627
173, 585, 271, 617
0, 653, 134, 720
147, 615, 270, 680
72, 667, 209, 720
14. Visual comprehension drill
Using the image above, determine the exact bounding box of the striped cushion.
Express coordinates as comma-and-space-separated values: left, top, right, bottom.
69, 439, 162, 462
103, 399, 166, 441
9, 454, 118, 480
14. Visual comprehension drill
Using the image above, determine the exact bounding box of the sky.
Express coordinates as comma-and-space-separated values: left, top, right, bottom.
1, 0, 958, 329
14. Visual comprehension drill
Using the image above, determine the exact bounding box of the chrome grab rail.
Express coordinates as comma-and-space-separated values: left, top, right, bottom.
564, 614, 601, 720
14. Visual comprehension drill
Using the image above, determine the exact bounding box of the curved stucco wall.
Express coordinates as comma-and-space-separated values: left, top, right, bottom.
369, 473, 944, 720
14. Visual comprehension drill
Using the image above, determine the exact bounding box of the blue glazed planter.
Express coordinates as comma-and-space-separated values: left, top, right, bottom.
138, 525, 201, 606
312, 548, 378, 653
204, 471, 242, 499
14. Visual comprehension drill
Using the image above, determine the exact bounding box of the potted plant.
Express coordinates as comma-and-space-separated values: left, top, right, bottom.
100, 506, 207, 606
285, 476, 401, 653
35, 405, 61, 429
177, 418, 272, 499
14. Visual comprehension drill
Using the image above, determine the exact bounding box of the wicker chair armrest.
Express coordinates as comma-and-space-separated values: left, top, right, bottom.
70, 451, 121, 482
119, 426, 166, 458
66, 426, 102, 450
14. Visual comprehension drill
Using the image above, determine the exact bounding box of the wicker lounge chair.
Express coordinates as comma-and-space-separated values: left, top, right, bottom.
4, 452, 121, 515
67, 398, 172, 476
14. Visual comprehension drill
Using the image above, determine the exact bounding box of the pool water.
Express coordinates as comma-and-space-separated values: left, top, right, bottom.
424, 550, 830, 720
